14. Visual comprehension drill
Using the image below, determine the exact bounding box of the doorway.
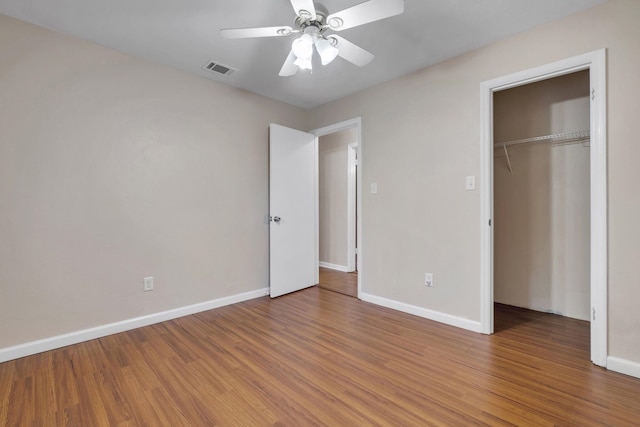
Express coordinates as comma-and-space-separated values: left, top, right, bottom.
480, 50, 608, 367
313, 118, 362, 299
493, 70, 591, 335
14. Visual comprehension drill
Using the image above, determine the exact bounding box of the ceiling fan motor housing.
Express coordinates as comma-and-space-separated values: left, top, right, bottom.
295, 11, 327, 34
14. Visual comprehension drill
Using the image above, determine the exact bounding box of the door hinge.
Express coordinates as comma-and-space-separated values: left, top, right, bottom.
592, 307, 596, 320
592, 88, 595, 101
355, 248, 358, 254
489, 219, 492, 226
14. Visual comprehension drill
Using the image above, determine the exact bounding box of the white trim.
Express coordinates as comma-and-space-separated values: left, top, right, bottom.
607, 357, 640, 379
0, 288, 268, 363
480, 71, 494, 335
480, 49, 608, 367
588, 49, 608, 367
314, 134, 320, 286
361, 293, 483, 333
312, 118, 363, 299
347, 142, 358, 272
319, 261, 349, 272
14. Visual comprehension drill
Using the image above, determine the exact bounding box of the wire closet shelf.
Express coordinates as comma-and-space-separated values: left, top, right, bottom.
494, 130, 590, 173
494, 130, 590, 148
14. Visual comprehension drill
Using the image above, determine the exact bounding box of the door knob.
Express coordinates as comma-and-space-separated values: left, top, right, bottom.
273, 216, 281, 223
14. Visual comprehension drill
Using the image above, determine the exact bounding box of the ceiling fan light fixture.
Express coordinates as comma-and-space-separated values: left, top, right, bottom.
292, 34, 314, 59
315, 38, 339, 65
293, 56, 313, 71
222, 0, 403, 76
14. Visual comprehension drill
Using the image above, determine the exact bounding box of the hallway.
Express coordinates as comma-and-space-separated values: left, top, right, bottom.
317, 267, 357, 298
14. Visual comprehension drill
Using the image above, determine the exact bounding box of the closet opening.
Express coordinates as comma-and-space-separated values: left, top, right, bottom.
493, 70, 591, 347
480, 49, 608, 367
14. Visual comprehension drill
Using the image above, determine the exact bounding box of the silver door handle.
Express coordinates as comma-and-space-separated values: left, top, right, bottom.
273, 216, 281, 223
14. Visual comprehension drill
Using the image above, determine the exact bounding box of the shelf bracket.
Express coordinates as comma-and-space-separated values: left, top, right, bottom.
502, 143, 513, 173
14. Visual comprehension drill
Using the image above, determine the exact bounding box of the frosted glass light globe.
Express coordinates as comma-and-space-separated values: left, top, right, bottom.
315, 38, 339, 65
292, 34, 314, 59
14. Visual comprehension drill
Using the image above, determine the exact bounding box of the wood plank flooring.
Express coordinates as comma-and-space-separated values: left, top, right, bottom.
1, 288, 640, 426
317, 267, 358, 297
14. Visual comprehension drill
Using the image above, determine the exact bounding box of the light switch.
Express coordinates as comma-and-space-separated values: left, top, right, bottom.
370, 183, 378, 194
466, 176, 476, 191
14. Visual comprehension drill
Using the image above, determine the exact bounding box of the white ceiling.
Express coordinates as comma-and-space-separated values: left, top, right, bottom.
0, 0, 605, 109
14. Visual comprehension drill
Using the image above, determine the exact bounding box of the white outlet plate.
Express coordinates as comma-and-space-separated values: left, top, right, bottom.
425, 273, 433, 287
143, 276, 154, 292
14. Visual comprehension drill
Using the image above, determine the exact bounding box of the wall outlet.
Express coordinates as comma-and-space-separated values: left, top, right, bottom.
143, 276, 154, 292
425, 273, 433, 287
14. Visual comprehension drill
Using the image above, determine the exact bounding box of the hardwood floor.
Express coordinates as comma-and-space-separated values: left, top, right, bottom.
317, 267, 358, 297
2, 288, 640, 426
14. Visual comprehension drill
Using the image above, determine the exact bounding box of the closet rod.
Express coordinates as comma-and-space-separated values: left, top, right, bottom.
494, 130, 590, 148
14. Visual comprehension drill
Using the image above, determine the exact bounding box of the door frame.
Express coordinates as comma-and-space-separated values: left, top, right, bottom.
479, 49, 608, 367
347, 142, 358, 272
312, 118, 363, 298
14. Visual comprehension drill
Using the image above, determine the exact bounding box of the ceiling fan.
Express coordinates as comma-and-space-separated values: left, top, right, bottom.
221, 0, 405, 76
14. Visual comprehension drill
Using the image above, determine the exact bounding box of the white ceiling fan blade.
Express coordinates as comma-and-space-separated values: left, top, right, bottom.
327, 0, 404, 31
279, 50, 299, 76
290, 0, 317, 20
330, 35, 375, 67
221, 26, 295, 39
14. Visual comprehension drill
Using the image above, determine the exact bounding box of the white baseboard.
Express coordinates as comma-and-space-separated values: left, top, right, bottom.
607, 356, 640, 379
360, 293, 482, 333
319, 261, 349, 272
0, 287, 269, 363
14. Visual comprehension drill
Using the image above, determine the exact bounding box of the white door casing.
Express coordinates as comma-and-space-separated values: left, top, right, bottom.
479, 49, 607, 367
269, 124, 317, 298
347, 142, 358, 272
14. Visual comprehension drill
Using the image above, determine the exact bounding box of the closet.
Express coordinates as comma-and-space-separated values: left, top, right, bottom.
493, 70, 590, 321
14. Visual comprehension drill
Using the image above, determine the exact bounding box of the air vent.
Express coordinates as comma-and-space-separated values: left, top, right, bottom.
202, 61, 237, 77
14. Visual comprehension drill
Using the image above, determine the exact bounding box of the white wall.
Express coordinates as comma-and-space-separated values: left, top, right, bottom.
494, 71, 591, 320
318, 129, 356, 269
308, 0, 640, 363
0, 14, 306, 349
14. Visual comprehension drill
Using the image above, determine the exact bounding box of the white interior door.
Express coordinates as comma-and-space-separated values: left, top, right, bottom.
269, 123, 317, 298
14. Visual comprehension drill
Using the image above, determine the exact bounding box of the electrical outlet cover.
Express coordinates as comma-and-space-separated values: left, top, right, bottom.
425, 273, 433, 287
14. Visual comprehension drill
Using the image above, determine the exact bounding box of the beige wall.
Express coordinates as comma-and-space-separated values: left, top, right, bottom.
0, 14, 306, 349
319, 129, 356, 268
494, 72, 590, 320
308, 0, 640, 362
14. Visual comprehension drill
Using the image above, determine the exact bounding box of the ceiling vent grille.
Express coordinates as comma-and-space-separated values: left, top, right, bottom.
202, 61, 237, 77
